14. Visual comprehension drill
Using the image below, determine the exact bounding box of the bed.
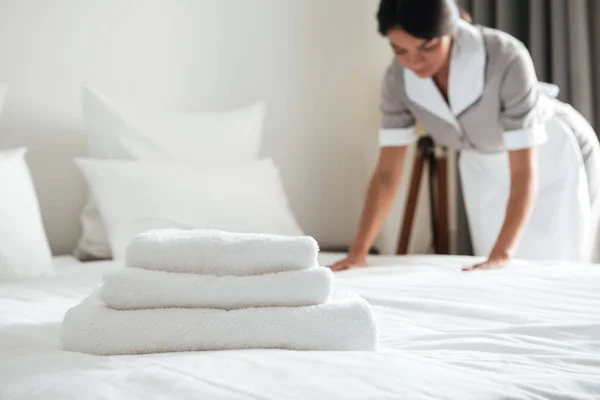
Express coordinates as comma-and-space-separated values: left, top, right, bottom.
2, 253, 599, 400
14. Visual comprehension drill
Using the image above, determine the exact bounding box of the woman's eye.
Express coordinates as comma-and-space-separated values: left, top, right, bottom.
393, 48, 407, 56
422, 41, 438, 52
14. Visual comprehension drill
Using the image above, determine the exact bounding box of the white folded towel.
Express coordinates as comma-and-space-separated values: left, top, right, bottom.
100, 267, 334, 310
125, 229, 320, 276
61, 290, 377, 355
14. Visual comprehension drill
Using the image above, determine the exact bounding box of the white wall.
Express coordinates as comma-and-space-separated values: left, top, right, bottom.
0, 0, 192, 254
0, 0, 430, 256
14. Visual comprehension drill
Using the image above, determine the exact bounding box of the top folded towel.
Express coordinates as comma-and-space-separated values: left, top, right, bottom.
125, 229, 320, 276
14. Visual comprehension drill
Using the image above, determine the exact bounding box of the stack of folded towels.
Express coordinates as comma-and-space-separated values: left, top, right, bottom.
61, 229, 378, 355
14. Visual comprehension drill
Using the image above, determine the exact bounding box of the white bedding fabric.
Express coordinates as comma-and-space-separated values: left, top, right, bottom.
1, 253, 600, 400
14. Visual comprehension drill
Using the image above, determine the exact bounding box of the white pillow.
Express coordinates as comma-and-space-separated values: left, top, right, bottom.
0, 148, 54, 280
75, 158, 304, 260
75, 86, 266, 260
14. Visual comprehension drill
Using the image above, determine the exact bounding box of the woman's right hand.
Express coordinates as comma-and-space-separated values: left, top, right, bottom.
328, 147, 407, 273
328, 255, 368, 272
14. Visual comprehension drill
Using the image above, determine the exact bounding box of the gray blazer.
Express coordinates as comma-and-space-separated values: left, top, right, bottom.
379, 19, 557, 153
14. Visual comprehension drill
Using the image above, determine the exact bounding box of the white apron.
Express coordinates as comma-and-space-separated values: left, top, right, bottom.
459, 107, 593, 262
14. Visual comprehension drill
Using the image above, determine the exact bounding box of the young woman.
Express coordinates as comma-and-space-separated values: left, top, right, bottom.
330, 0, 600, 271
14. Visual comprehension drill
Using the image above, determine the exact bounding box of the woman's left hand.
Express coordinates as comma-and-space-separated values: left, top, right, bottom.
462, 254, 510, 272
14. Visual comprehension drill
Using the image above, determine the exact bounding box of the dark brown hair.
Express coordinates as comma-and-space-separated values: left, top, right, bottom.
377, 0, 471, 38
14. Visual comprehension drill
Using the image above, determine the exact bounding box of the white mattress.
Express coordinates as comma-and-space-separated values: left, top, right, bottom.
1, 253, 600, 400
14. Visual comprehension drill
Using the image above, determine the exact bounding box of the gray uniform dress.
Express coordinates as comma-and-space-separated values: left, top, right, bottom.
379, 19, 600, 262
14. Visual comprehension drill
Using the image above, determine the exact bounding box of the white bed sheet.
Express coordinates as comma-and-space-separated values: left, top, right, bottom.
1, 253, 599, 400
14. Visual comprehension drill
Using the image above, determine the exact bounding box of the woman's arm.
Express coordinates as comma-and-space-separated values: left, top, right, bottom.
464, 147, 539, 271
329, 146, 408, 271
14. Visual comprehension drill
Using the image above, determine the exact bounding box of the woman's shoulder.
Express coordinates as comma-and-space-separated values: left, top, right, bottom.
478, 25, 529, 62
382, 58, 406, 87
476, 25, 532, 76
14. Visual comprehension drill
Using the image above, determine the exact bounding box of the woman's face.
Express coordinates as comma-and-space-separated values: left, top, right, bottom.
387, 27, 452, 79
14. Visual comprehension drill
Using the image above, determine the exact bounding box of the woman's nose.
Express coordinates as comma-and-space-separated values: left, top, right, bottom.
405, 52, 426, 68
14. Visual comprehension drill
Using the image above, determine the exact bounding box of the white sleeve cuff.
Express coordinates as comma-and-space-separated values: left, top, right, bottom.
379, 127, 419, 147
503, 124, 548, 151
